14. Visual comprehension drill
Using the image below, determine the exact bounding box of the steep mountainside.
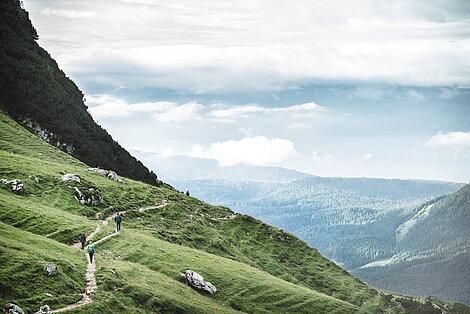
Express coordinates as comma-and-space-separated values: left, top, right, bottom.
4, 111, 465, 313
168, 177, 462, 269
353, 184, 470, 305
0, 0, 158, 186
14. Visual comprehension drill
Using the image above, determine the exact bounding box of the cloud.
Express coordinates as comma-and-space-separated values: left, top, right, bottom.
87, 94, 203, 123
406, 90, 425, 103
361, 153, 374, 160
190, 136, 297, 166
312, 151, 332, 161
160, 148, 174, 157
210, 105, 265, 121
210, 101, 323, 122
348, 87, 386, 100
426, 131, 470, 157
287, 122, 311, 130
438, 87, 460, 99
152, 101, 204, 123
25, 0, 470, 92
42, 8, 97, 19
87, 94, 176, 118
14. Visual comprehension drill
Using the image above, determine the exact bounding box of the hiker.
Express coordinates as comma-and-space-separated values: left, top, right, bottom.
115, 213, 122, 232
87, 241, 95, 263
80, 233, 86, 250
186, 190, 190, 196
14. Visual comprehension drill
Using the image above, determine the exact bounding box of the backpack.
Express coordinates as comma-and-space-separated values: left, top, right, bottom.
116, 215, 121, 223
87, 244, 94, 253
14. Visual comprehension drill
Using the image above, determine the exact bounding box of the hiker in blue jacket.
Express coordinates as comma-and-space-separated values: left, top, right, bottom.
87, 241, 95, 263
115, 213, 122, 232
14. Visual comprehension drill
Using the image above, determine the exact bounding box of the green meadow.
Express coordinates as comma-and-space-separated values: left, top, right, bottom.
1, 111, 467, 313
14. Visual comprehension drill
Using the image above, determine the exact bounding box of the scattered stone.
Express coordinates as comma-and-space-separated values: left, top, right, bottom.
73, 186, 104, 206
181, 270, 217, 294
61, 174, 81, 183
35, 304, 53, 314
1, 179, 25, 195
6, 303, 24, 314
44, 264, 58, 276
45, 293, 53, 297
85, 168, 126, 184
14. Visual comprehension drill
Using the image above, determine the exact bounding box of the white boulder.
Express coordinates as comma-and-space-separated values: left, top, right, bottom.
181, 270, 217, 294
61, 174, 80, 183
85, 168, 126, 184
44, 264, 58, 276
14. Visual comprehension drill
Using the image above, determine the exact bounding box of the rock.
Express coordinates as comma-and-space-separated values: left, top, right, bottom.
181, 270, 217, 294
73, 186, 103, 206
44, 264, 58, 276
1, 179, 25, 195
10, 179, 24, 195
22, 117, 74, 154
61, 174, 80, 183
85, 168, 126, 184
35, 304, 53, 314
45, 293, 53, 297
7, 303, 24, 314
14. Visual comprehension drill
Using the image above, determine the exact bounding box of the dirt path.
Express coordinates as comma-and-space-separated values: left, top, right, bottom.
71, 223, 100, 249
138, 199, 169, 212
54, 200, 170, 312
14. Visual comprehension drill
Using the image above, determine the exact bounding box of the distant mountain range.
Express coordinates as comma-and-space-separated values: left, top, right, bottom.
137, 154, 468, 304
132, 152, 313, 182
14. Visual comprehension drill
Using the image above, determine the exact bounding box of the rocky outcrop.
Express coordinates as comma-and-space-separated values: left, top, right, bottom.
1, 179, 25, 195
22, 117, 74, 154
6, 303, 24, 314
61, 174, 81, 183
73, 187, 103, 206
44, 264, 58, 276
35, 305, 53, 314
60, 174, 103, 206
85, 168, 126, 184
181, 270, 217, 294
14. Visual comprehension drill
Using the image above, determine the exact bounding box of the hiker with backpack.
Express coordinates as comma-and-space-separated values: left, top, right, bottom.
87, 241, 95, 263
115, 213, 122, 232
80, 233, 86, 250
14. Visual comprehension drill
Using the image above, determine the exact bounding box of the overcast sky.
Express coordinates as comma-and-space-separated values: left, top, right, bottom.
23, 0, 470, 182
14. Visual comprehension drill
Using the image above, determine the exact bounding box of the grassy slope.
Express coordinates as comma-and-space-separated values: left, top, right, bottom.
1, 110, 468, 313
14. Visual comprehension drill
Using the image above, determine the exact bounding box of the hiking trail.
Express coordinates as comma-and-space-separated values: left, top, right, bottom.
54, 200, 170, 312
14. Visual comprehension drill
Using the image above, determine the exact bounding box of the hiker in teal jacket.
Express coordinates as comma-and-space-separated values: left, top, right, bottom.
87, 241, 95, 263
115, 213, 122, 232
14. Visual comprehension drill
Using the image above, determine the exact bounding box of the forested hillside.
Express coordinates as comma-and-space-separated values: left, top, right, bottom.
0, 0, 158, 186
353, 184, 470, 305
169, 177, 462, 269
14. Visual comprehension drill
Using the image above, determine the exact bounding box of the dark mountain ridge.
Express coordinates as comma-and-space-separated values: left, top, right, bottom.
0, 0, 158, 186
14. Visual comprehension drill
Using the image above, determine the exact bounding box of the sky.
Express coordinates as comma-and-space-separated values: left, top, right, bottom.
23, 0, 470, 182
